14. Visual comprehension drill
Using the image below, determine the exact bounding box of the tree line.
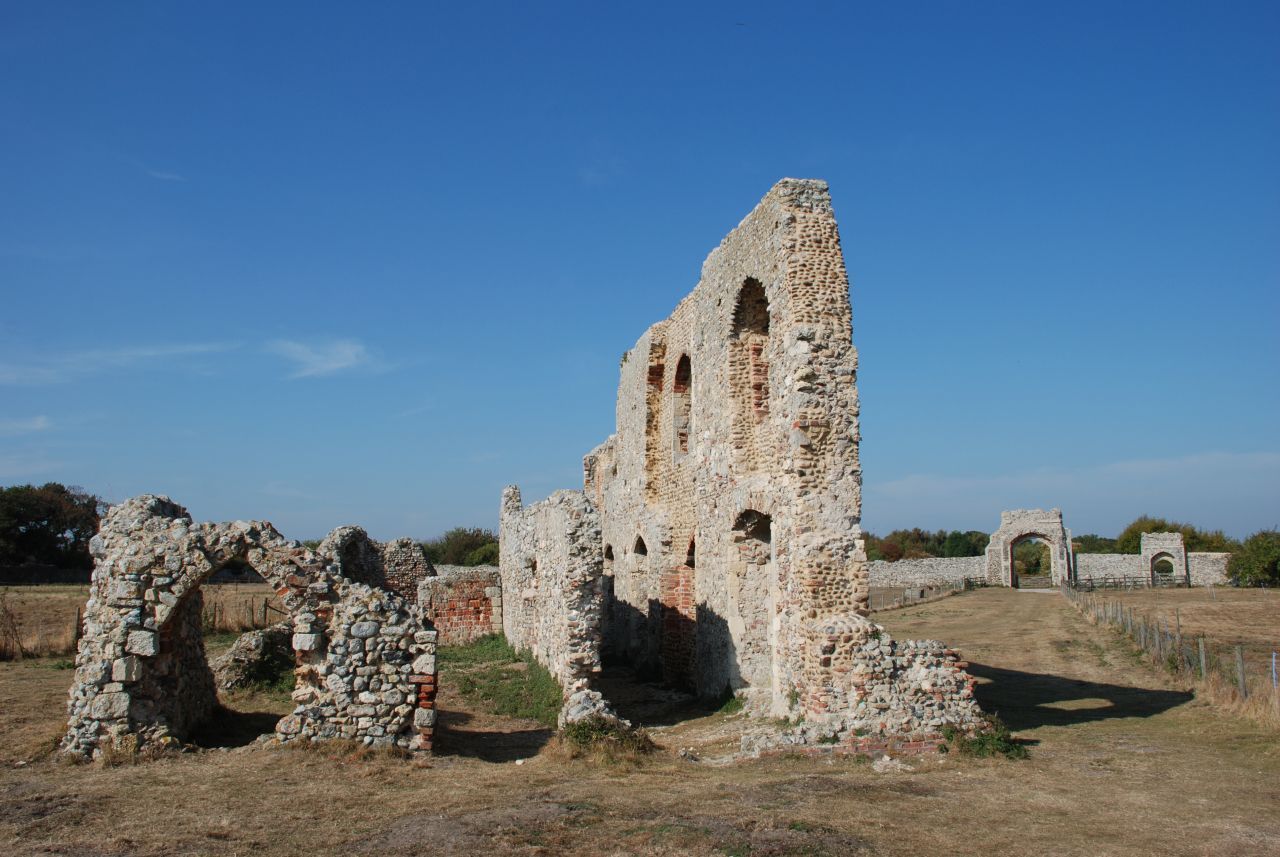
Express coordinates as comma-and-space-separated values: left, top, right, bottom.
2, 483, 1274, 585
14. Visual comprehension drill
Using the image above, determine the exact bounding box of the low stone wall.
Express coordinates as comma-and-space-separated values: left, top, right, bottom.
1074, 553, 1141, 581
868, 556, 984, 587
1189, 552, 1230, 586
63, 496, 438, 758
318, 528, 434, 605
499, 486, 612, 724
418, 565, 503, 645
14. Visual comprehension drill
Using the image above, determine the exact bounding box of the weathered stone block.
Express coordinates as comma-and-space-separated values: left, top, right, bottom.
124, 630, 158, 656
111, 656, 142, 683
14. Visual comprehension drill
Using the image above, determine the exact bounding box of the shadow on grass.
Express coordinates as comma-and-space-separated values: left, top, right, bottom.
188, 706, 282, 749
594, 665, 708, 728
434, 721, 554, 762
968, 662, 1194, 732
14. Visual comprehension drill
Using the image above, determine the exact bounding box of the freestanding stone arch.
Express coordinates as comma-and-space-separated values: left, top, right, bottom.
63, 495, 438, 758
1141, 531, 1189, 585
984, 508, 1074, 587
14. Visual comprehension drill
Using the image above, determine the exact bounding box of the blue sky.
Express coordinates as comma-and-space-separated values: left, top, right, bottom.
2, 2, 1277, 540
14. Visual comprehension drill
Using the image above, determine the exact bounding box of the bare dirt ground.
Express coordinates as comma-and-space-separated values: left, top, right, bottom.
2, 588, 1278, 856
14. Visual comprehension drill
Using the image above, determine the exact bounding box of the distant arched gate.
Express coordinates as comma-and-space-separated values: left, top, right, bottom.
984, 508, 1074, 587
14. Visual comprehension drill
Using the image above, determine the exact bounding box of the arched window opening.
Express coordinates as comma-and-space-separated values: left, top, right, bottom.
634, 536, 648, 556
728, 509, 775, 693
730, 279, 771, 462
732, 278, 770, 338
685, 537, 696, 569
672, 353, 692, 458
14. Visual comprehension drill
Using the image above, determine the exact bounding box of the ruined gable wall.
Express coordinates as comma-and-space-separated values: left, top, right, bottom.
589, 179, 871, 716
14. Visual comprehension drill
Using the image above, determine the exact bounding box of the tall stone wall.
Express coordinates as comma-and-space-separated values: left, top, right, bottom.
553, 179, 982, 742
64, 496, 438, 758
498, 487, 611, 722
418, 565, 503, 645
868, 556, 984, 588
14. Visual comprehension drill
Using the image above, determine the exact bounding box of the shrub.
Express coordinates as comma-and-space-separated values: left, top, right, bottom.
1228, 530, 1280, 586
941, 715, 1028, 760
558, 715, 655, 762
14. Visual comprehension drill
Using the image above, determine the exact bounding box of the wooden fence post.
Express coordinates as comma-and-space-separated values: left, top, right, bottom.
1235, 645, 1248, 699
1198, 637, 1207, 678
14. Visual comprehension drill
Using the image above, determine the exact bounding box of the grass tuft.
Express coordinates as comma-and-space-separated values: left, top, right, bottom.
941, 715, 1029, 760
557, 714, 656, 763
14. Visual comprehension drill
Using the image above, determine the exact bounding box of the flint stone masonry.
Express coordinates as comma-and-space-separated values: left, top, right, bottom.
418, 565, 503, 645
868, 556, 984, 588
499, 487, 616, 724
317, 527, 433, 605
1188, 553, 1230, 586
985, 509, 1073, 586
507, 179, 984, 742
64, 495, 438, 758
1073, 531, 1229, 586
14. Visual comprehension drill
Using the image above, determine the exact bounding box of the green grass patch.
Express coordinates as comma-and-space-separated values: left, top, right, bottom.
438, 633, 519, 667
442, 634, 563, 726
941, 715, 1029, 760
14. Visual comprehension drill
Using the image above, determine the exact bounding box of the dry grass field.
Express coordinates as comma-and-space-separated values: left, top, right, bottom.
2, 588, 1278, 856
0, 584, 281, 660
1098, 586, 1279, 661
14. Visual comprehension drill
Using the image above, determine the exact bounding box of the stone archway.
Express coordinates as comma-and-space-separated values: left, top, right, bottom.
1141, 532, 1188, 585
984, 508, 1073, 587
63, 495, 438, 759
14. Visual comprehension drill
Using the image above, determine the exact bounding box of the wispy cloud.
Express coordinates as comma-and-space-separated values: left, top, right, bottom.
0, 343, 239, 386
864, 451, 1280, 538
0, 416, 51, 435
147, 169, 186, 182
268, 339, 374, 379
0, 453, 63, 480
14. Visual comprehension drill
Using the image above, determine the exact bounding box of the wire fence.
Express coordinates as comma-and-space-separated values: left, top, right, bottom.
1061, 583, 1279, 727
868, 577, 990, 612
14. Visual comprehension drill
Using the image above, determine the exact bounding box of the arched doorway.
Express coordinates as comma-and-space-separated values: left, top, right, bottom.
984, 509, 1073, 587
727, 510, 777, 702
64, 495, 437, 758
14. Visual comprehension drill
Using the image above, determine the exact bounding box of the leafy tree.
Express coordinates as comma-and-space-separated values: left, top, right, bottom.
420, 527, 499, 567
0, 483, 105, 569
941, 530, 989, 557
1073, 534, 1118, 553
465, 542, 499, 566
1012, 540, 1050, 577
1228, 530, 1280, 586
1115, 516, 1240, 554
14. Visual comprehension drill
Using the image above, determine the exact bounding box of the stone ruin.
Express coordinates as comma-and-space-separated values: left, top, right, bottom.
63, 495, 439, 758
501, 179, 986, 747
867, 508, 1232, 589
